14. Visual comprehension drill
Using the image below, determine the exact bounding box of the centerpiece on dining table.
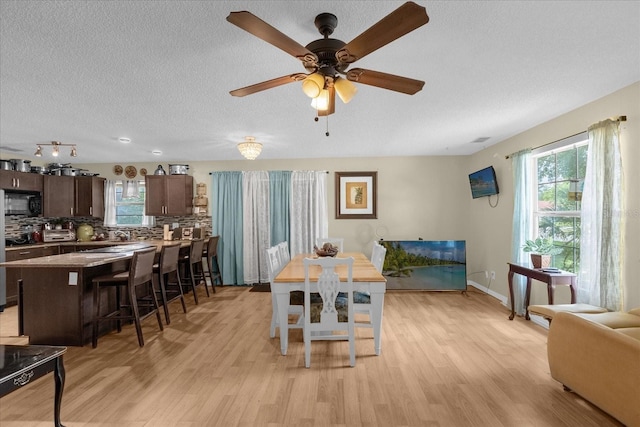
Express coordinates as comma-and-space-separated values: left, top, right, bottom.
314, 242, 339, 257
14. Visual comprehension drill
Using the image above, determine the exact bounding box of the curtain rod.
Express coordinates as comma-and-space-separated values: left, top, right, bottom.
209, 170, 330, 175
505, 115, 626, 159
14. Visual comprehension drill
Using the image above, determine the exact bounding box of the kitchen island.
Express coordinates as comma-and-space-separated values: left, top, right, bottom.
0, 240, 194, 346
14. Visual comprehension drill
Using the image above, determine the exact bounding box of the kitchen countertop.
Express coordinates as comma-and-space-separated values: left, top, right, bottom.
0, 239, 196, 268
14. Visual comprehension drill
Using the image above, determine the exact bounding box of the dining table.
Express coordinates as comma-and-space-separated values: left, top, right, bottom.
273, 252, 387, 356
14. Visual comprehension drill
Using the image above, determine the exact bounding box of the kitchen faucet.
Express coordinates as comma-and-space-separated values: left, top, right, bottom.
114, 230, 130, 241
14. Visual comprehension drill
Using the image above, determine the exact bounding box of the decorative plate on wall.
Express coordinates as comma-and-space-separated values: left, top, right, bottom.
113, 165, 123, 175
140, 168, 147, 176
125, 165, 137, 179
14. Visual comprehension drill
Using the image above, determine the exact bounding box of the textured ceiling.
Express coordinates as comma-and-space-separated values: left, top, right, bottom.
1, 1, 639, 164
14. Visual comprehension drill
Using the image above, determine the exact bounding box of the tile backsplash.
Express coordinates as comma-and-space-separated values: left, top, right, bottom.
4, 215, 212, 240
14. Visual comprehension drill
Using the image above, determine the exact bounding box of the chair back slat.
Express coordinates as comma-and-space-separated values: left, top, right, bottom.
371, 241, 387, 273
189, 238, 205, 263
159, 243, 181, 275
207, 235, 220, 257
266, 245, 282, 280
130, 247, 157, 287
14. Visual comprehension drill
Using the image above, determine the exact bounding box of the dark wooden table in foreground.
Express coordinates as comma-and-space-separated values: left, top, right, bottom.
507, 262, 576, 320
0, 344, 67, 427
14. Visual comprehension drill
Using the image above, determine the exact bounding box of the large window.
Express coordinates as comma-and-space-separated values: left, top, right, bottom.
115, 180, 146, 226
533, 133, 588, 272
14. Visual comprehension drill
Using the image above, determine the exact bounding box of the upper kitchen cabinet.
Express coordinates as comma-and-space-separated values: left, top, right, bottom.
43, 175, 75, 217
43, 175, 105, 217
145, 175, 193, 216
75, 176, 106, 217
0, 170, 43, 192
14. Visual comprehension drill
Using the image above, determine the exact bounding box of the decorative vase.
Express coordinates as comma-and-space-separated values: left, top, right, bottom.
530, 254, 552, 269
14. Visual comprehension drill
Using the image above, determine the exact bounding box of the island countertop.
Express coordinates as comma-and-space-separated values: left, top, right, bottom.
0, 240, 196, 268
0, 238, 202, 346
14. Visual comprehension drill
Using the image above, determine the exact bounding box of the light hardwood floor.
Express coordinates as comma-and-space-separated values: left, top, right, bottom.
0, 286, 621, 427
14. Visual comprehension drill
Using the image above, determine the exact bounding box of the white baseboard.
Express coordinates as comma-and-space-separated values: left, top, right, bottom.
466, 280, 507, 304
466, 280, 549, 330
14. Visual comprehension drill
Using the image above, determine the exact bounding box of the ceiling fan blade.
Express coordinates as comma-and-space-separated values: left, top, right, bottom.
318, 86, 335, 116
337, 2, 429, 64
227, 11, 318, 67
230, 73, 307, 97
346, 68, 424, 95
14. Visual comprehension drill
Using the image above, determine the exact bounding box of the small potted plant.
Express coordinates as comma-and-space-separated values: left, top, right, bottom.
522, 237, 562, 268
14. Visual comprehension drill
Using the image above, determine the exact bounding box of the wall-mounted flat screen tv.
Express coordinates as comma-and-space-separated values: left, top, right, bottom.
469, 166, 499, 199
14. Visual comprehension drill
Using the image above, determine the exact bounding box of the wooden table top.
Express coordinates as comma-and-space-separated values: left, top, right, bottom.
274, 252, 386, 283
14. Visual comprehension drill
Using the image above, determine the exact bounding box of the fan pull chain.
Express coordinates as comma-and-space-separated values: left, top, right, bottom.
313, 110, 330, 136
325, 114, 329, 137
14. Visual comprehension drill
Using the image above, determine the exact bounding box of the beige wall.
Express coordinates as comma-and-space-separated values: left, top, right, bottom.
42, 82, 640, 311
465, 82, 639, 310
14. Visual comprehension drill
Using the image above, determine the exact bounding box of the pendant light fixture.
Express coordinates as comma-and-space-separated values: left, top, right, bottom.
237, 136, 262, 160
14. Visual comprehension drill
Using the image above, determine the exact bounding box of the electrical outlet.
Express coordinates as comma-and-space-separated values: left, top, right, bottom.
484, 271, 489, 279
490, 271, 496, 280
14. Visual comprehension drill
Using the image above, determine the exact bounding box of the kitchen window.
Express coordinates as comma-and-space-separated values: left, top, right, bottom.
114, 180, 149, 226
532, 132, 588, 272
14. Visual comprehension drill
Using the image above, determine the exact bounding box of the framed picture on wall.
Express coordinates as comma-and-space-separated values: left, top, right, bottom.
335, 171, 377, 219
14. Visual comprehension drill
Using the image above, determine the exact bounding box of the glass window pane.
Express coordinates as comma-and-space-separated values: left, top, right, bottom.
538, 184, 555, 211
537, 154, 555, 183
577, 144, 588, 179
534, 142, 586, 274
556, 150, 576, 181
555, 181, 577, 211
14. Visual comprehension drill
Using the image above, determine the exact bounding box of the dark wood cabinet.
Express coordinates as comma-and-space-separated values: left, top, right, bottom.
43, 175, 105, 218
145, 175, 193, 216
43, 175, 75, 217
4, 245, 59, 306
75, 176, 105, 217
0, 170, 43, 192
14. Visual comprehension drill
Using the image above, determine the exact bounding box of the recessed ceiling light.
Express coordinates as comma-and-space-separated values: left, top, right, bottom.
152, 150, 162, 155
118, 137, 131, 144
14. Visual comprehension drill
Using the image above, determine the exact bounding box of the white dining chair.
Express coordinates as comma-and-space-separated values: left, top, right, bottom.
267, 244, 303, 338
354, 241, 386, 330
303, 256, 356, 368
277, 241, 290, 263
316, 237, 344, 252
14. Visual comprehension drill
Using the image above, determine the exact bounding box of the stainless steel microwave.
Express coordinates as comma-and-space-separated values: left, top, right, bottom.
4, 191, 42, 216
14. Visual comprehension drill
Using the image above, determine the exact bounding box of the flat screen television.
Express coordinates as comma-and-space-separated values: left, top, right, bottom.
469, 166, 499, 199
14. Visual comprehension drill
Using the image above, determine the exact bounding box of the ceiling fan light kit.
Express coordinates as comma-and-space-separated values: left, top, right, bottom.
227, 1, 429, 126
302, 73, 325, 98
237, 136, 263, 160
310, 89, 330, 111
334, 77, 357, 104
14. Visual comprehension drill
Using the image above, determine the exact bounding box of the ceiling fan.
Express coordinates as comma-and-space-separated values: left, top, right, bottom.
226, 1, 429, 116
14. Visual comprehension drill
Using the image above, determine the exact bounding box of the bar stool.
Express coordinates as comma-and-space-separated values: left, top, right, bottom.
92, 247, 164, 348
180, 238, 208, 304
154, 242, 187, 324
204, 235, 223, 292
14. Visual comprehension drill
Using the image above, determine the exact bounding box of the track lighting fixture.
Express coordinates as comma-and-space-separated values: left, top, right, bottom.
35, 141, 78, 158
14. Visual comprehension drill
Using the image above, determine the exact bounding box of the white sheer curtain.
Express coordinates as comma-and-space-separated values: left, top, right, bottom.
578, 119, 623, 311
103, 179, 154, 228
289, 171, 328, 257
103, 180, 117, 226
510, 149, 532, 316
242, 171, 271, 284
